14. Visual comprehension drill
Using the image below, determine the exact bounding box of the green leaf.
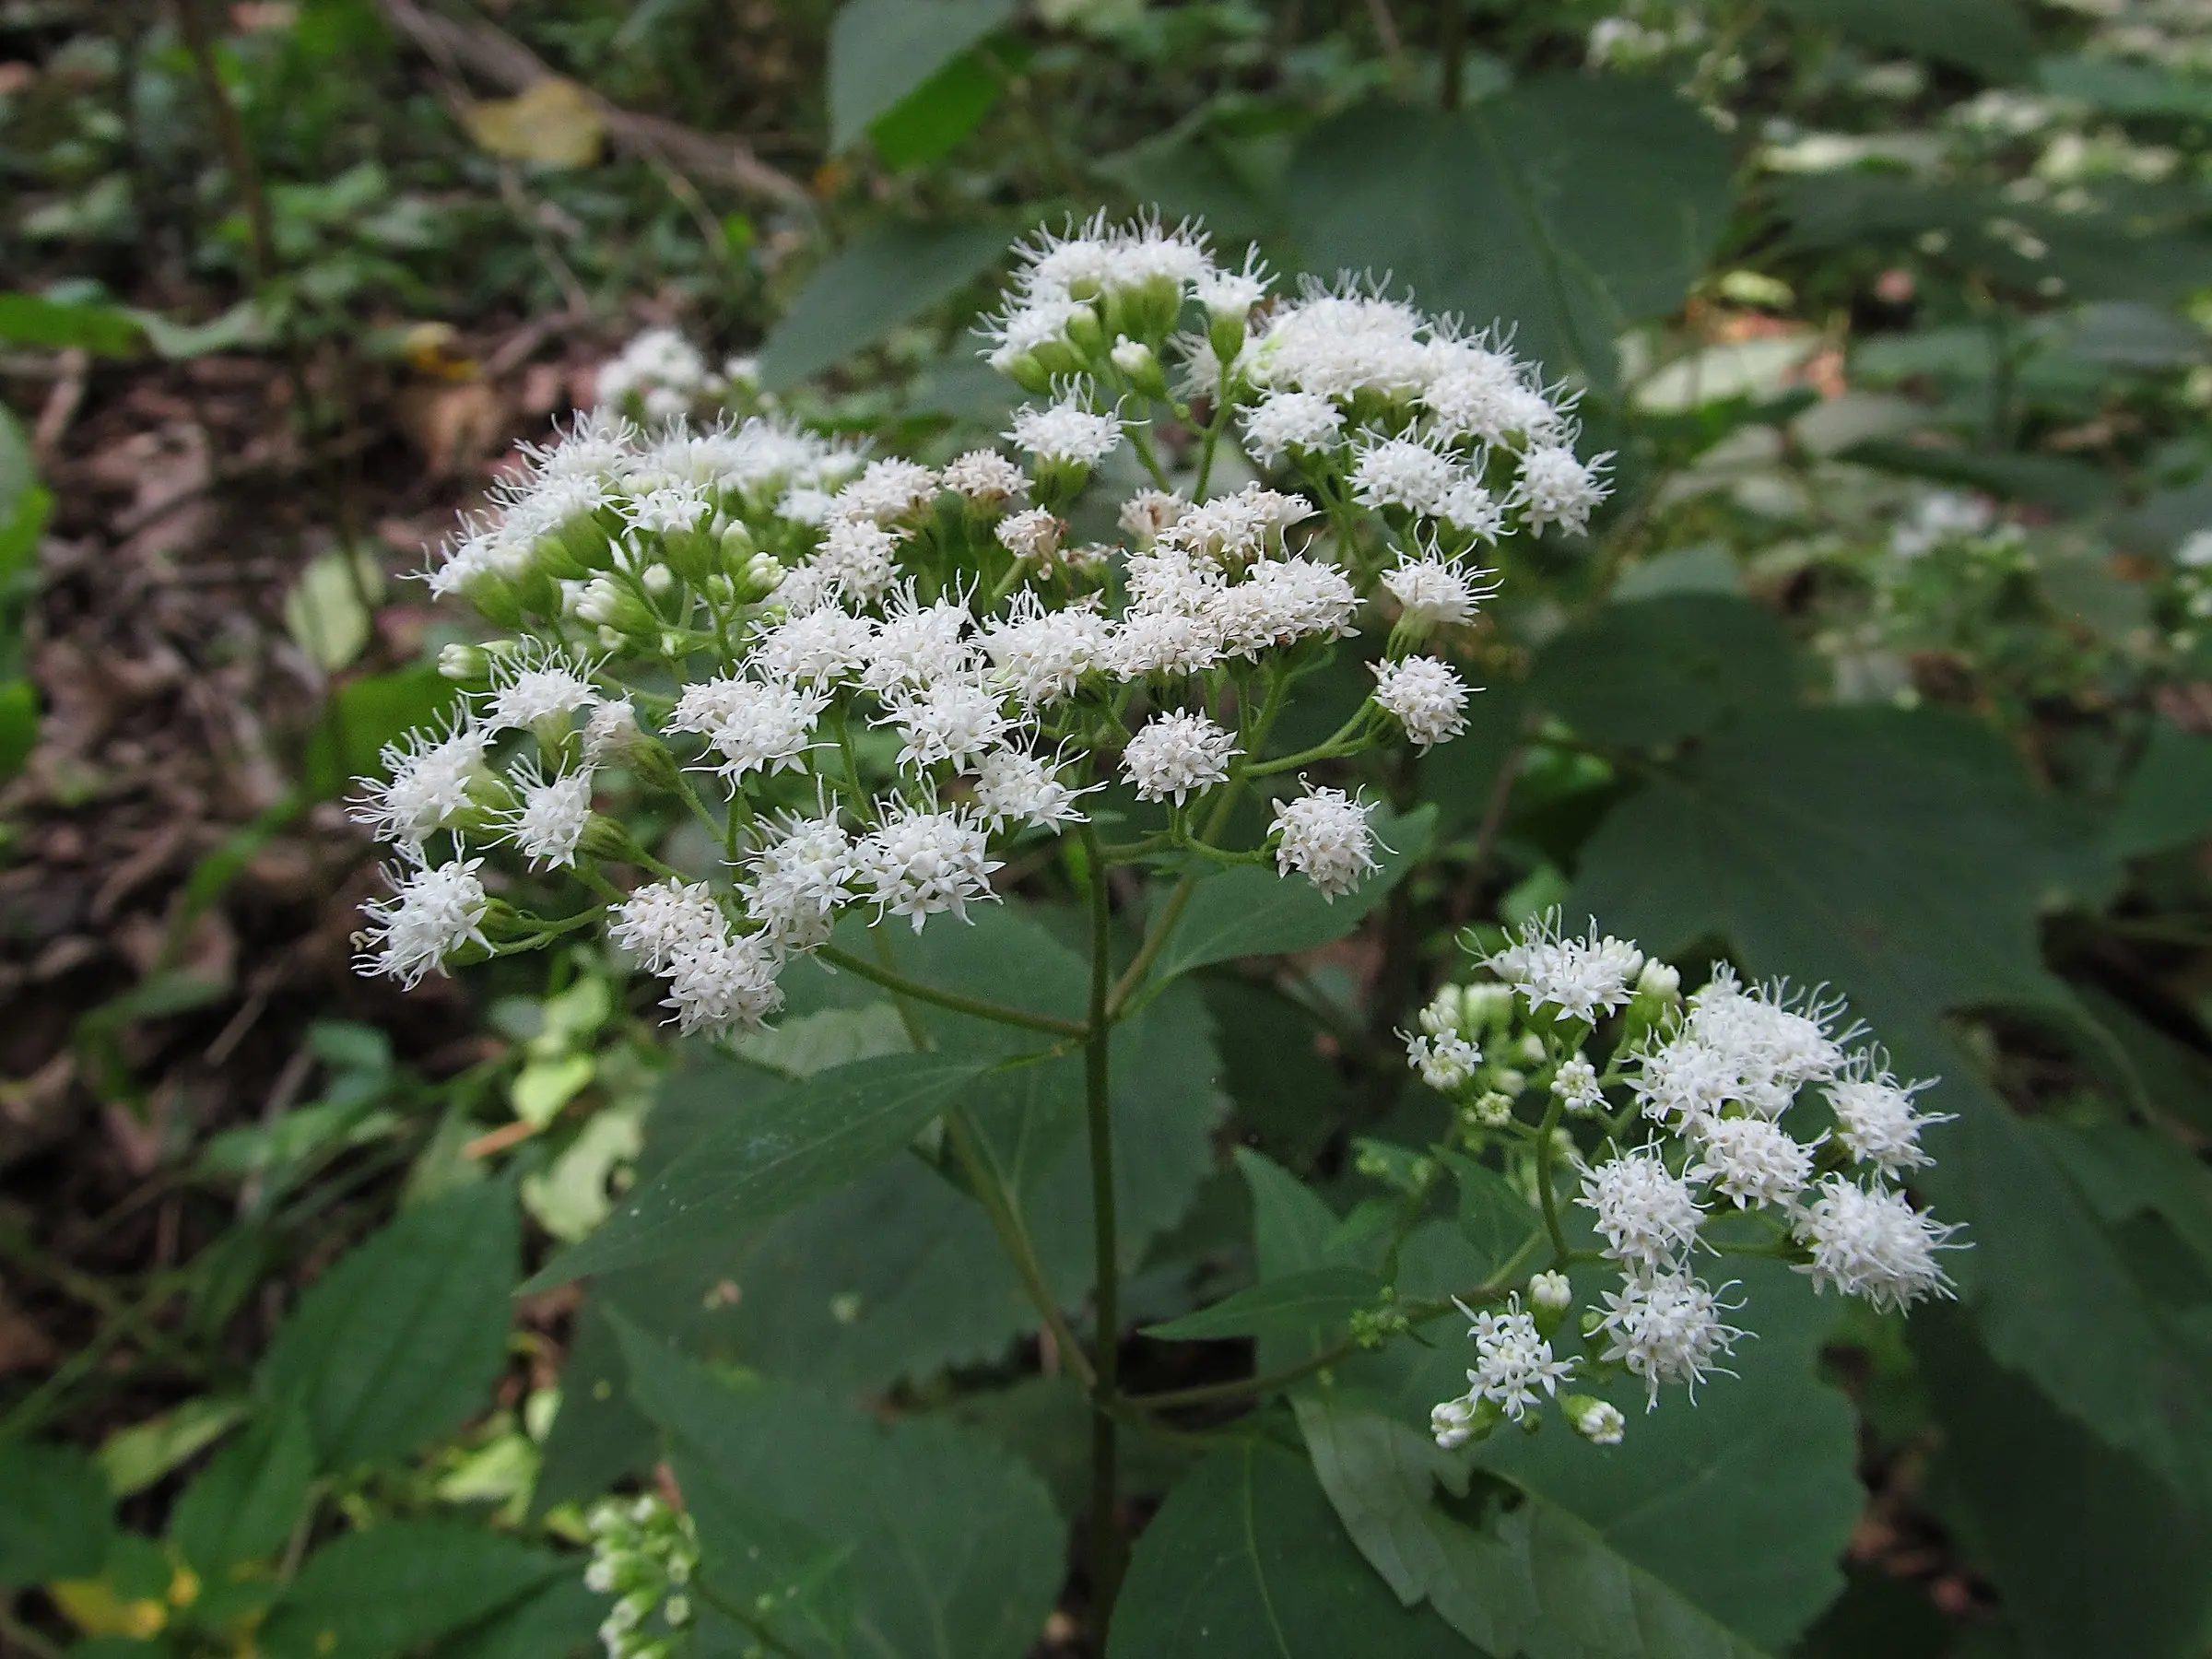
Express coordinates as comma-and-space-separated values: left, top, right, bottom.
95, 1397, 250, 1498
1202, 977, 1350, 1173
1568, 707, 2212, 1504
523, 1052, 991, 1291
1288, 79, 1735, 389
827, 0, 1015, 150
432, 1576, 610, 1659
1108, 1439, 1472, 1657
2040, 53, 2212, 119
867, 49, 1005, 169
1917, 1308, 2212, 1659
529, 1301, 658, 1516
677, 1458, 858, 1657
1531, 596, 1797, 752
0, 677, 34, 778
2108, 720, 2212, 860
1145, 1265, 1382, 1342
258, 1183, 519, 1469
261, 1521, 569, 1659
168, 1403, 316, 1574
300, 666, 461, 800
0, 292, 145, 355
1441, 1152, 1545, 1282
616, 1324, 1066, 1659
1150, 804, 1436, 983
757, 221, 1011, 391
1770, 0, 2033, 78
0, 1440, 113, 1591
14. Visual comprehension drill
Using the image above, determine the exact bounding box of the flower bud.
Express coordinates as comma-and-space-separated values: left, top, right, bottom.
437, 642, 489, 683
1000, 352, 1055, 396
1529, 1270, 1572, 1314
641, 562, 676, 597
463, 570, 524, 628
1563, 1396, 1626, 1446
719, 520, 756, 566
1064, 303, 1106, 359
663, 526, 716, 586
1637, 959, 1681, 1001
737, 550, 785, 603
1208, 307, 1248, 368
1467, 1089, 1516, 1129
1111, 335, 1169, 399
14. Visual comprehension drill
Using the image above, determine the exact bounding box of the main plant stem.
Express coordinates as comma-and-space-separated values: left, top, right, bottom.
1081, 824, 1126, 1630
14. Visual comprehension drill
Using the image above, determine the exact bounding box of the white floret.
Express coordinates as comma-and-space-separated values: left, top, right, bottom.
1270, 785, 1378, 900
1514, 444, 1612, 537
1580, 1147, 1705, 1270
355, 858, 491, 988
1007, 394, 1124, 467
1593, 1270, 1746, 1406
1794, 1177, 1962, 1312
610, 879, 727, 975
1371, 655, 1471, 748
1123, 711, 1239, 805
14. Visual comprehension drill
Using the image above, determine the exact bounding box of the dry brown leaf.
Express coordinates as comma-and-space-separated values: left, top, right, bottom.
462, 77, 606, 169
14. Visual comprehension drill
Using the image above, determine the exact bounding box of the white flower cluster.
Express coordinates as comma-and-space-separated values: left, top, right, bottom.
595, 326, 759, 424
352, 210, 1617, 1028
584, 1495, 699, 1659
1888, 491, 2021, 562
1410, 913, 1966, 1442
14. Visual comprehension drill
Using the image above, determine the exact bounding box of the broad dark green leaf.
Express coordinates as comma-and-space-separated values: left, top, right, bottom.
677, 1456, 857, 1658
757, 222, 1011, 391
1442, 1152, 1545, 1282
0, 1440, 113, 1590
523, 1052, 990, 1291
2108, 720, 2212, 859
617, 1324, 1065, 1659
1145, 1265, 1381, 1341
1530, 596, 1797, 752
867, 49, 1004, 169
1568, 707, 2212, 1504
0, 292, 145, 354
827, 0, 1015, 149
2041, 53, 2212, 119
433, 1576, 609, 1659
1289, 80, 1735, 388
258, 1184, 518, 1470
300, 666, 461, 800
1203, 977, 1348, 1173
1841, 441, 2117, 516
262, 1522, 568, 1659
1770, 0, 2033, 78
1917, 1308, 2212, 1659
1149, 804, 1436, 983
530, 1300, 658, 1515
168, 1403, 316, 1573
1106, 1440, 1473, 1658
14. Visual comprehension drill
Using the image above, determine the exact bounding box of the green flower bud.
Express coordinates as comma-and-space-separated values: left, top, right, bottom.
1208, 307, 1248, 368
463, 570, 524, 628
437, 642, 489, 683
1064, 303, 1106, 358
1111, 335, 1170, 399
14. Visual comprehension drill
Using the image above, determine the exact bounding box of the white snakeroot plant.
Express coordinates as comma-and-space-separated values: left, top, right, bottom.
346, 212, 1619, 1601
585, 1495, 700, 1659
1403, 911, 1967, 1441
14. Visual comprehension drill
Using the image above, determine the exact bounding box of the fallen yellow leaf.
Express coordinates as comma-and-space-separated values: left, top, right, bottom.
51, 1577, 169, 1640
461, 77, 606, 169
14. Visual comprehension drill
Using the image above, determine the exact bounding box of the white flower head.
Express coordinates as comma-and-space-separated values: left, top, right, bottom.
980, 592, 1110, 708
942, 449, 1030, 506
1352, 435, 1460, 517
1551, 1053, 1605, 1114
583, 699, 641, 763
1824, 1064, 1950, 1173
1123, 710, 1239, 805
1794, 1177, 1963, 1312
1594, 1270, 1746, 1406
662, 931, 784, 1039
1487, 912, 1646, 1023
1571, 1398, 1627, 1445
833, 458, 940, 525
863, 584, 977, 695
1371, 655, 1471, 749
480, 644, 600, 735
355, 858, 490, 988
854, 802, 1003, 931
1514, 444, 1612, 537
349, 716, 489, 849
878, 675, 1013, 774
496, 759, 595, 871
971, 747, 1096, 831
1271, 785, 1379, 900
1580, 1147, 1705, 1270
752, 605, 876, 689
743, 814, 855, 950
667, 676, 827, 786
1007, 390, 1124, 468
611, 879, 726, 976
1406, 1030, 1482, 1092
1457, 1293, 1577, 1422
810, 516, 902, 605
1241, 391, 1346, 464
997, 506, 1065, 563
1686, 1113, 1817, 1209
1118, 488, 1187, 546
1380, 551, 1497, 629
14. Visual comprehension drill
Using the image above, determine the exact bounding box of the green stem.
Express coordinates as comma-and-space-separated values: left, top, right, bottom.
943, 1110, 1097, 1392
816, 942, 1088, 1040
1082, 822, 1126, 1625
1126, 423, 1176, 491
1533, 1089, 1572, 1267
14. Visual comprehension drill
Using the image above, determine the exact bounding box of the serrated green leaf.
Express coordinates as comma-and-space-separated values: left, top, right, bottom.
676, 1456, 857, 1658
1150, 804, 1436, 983
615, 1322, 1065, 1659
1145, 1265, 1382, 1342
1530, 597, 1797, 752
0, 1440, 113, 1591
1107, 1440, 1473, 1657
1289, 80, 1734, 391
827, 0, 1015, 149
258, 1183, 519, 1469
524, 1051, 990, 1292
261, 1521, 568, 1659
168, 1403, 316, 1574
756, 222, 1010, 390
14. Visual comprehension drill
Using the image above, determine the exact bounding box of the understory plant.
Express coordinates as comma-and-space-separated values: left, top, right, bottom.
342, 212, 1969, 1652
